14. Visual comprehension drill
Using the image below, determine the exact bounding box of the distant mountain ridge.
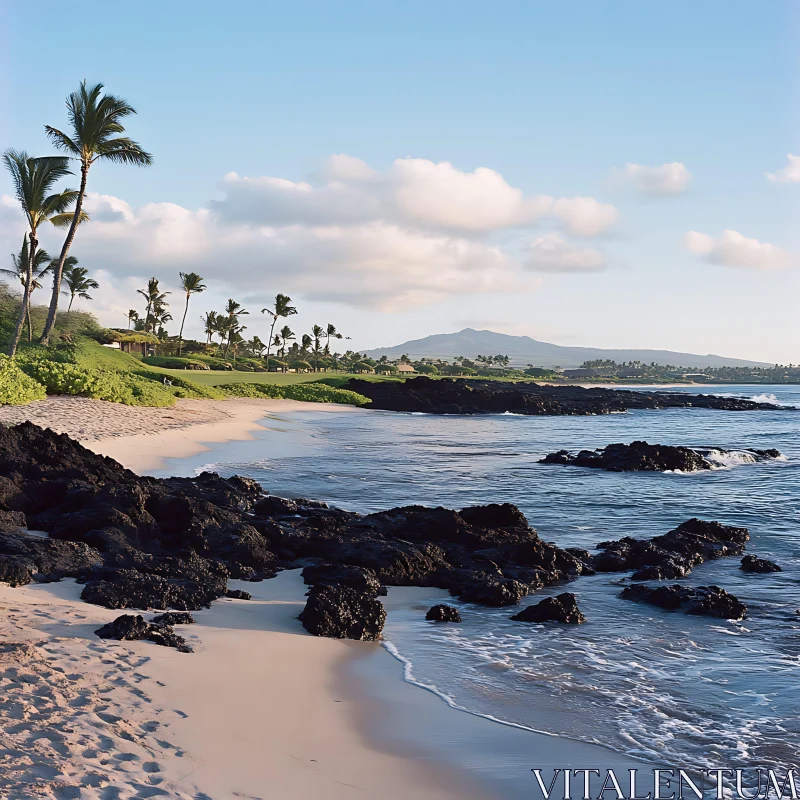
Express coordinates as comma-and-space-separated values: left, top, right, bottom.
364, 329, 771, 369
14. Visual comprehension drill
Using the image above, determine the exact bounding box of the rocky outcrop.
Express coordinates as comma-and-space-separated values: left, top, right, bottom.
592, 518, 749, 580
151, 611, 195, 625
510, 592, 586, 624
540, 441, 782, 472
301, 563, 385, 596
299, 585, 386, 640
425, 604, 462, 622
225, 589, 252, 600
95, 614, 193, 652
740, 555, 782, 573
347, 377, 786, 416
0, 529, 102, 586
620, 584, 747, 620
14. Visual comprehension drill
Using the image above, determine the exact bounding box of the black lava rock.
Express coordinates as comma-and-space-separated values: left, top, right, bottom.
511, 592, 586, 624
540, 441, 711, 472
425, 604, 462, 622
347, 377, 786, 416
151, 611, 196, 625
620, 584, 747, 619
740, 555, 782, 573
299, 585, 386, 640
593, 518, 750, 579
95, 614, 193, 652
301, 563, 384, 596
225, 588, 252, 600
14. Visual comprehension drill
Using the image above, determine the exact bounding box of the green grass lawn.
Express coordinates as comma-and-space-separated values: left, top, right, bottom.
153, 368, 402, 387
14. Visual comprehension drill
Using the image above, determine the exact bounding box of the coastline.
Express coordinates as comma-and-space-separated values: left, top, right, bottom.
0, 396, 361, 472
0, 573, 492, 800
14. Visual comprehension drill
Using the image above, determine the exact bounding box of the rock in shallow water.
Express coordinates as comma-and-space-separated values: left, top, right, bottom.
511, 592, 586, 624
620, 584, 747, 620
425, 604, 462, 622
225, 588, 252, 600
740, 555, 782, 573
299, 585, 386, 640
95, 614, 193, 652
592, 518, 750, 580
540, 441, 782, 473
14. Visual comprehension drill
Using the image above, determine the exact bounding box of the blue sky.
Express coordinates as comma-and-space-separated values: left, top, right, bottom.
3, 0, 799, 362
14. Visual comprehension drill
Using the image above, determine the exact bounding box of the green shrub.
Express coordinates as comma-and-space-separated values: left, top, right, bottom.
0, 356, 47, 405
216, 382, 368, 406
143, 355, 210, 370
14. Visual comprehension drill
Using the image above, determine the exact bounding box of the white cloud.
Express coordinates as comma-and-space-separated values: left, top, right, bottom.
0, 155, 617, 316
683, 229, 790, 270
621, 162, 693, 195
388, 158, 552, 231
552, 197, 618, 236
524, 234, 606, 272
765, 154, 800, 184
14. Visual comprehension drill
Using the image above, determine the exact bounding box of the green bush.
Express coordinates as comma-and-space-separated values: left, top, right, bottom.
143, 355, 210, 370
21, 360, 177, 407
0, 356, 47, 405
216, 382, 368, 406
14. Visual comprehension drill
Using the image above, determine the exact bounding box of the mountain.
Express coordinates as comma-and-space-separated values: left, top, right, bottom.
363, 329, 771, 369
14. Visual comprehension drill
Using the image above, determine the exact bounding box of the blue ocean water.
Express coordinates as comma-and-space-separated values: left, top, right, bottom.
159, 385, 800, 769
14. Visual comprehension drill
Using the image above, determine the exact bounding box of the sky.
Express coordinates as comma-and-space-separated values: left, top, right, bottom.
2, 0, 799, 362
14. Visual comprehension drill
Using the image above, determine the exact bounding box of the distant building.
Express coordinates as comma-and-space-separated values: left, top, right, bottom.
396, 364, 417, 374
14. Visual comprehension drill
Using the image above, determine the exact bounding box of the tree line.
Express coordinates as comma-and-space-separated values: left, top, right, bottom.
3, 81, 152, 356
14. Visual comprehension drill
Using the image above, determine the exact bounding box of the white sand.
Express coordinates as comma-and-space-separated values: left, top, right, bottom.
0, 573, 490, 800
0, 395, 361, 472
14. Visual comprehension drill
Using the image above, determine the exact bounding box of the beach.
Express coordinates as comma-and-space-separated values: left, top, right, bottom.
0, 396, 360, 472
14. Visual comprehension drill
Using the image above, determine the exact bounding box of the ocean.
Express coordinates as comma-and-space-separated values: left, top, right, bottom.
156, 384, 800, 771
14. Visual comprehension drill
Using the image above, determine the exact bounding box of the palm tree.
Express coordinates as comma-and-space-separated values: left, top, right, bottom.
40, 81, 153, 344
261, 293, 297, 370
177, 272, 206, 355
222, 298, 248, 353
310, 324, 325, 371
1, 239, 51, 342
137, 277, 169, 333
201, 310, 218, 344
61, 261, 99, 311
324, 323, 343, 355
126, 309, 139, 329
2, 150, 79, 356
279, 325, 295, 371
301, 333, 312, 353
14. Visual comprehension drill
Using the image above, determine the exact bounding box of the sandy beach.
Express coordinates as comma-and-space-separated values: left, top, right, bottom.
0, 396, 661, 799
0, 396, 360, 472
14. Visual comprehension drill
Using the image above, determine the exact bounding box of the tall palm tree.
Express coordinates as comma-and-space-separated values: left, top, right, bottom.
126, 309, 139, 329
40, 81, 153, 344
137, 277, 169, 333
62, 261, 99, 311
2, 150, 79, 356
177, 272, 206, 355
1, 239, 51, 342
279, 325, 295, 372
310, 324, 325, 371
201, 310, 218, 344
261, 293, 297, 370
324, 323, 343, 357
223, 298, 248, 352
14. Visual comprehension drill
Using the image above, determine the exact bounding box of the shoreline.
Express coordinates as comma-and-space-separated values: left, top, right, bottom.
0, 396, 362, 472
0, 573, 492, 800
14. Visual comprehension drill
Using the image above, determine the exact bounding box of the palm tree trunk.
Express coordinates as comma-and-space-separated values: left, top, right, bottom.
68, 293, 75, 312
265, 316, 278, 371
26, 296, 33, 342
178, 293, 189, 356
9, 233, 36, 357
40, 162, 88, 345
